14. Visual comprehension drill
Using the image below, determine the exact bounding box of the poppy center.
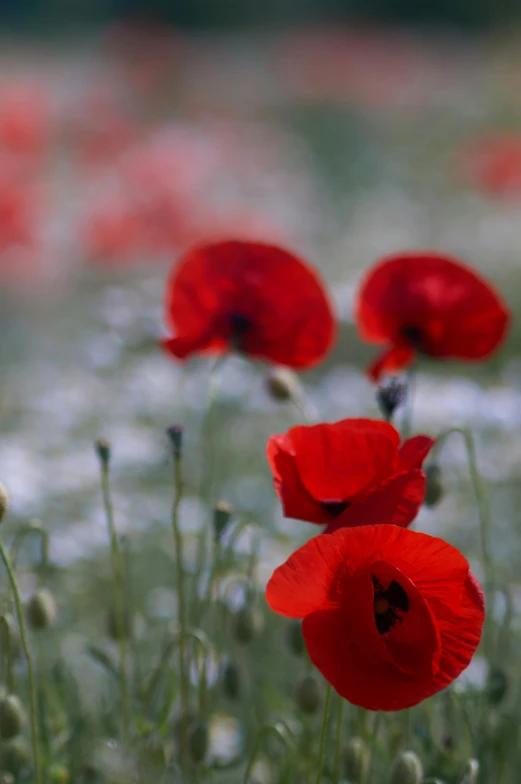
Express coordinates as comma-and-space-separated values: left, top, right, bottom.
321, 501, 350, 518
402, 325, 424, 350
372, 576, 409, 635
229, 313, 252, 349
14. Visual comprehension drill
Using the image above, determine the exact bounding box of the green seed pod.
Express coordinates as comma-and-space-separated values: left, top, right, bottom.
222, 660, 241, 700
232, 607, 256, 645
0, 483, 8, 523
343, 737, 369, 783
187, 720, 209, 764
50, 764, 71, 783
486, 664, 508, 705
286, 619, 306, 656
294, 673, 321, 715
460, 759, 479, 784
0, 695, 26, 740
26, 588, 57, 630
389, 750, 423, 784
265, 367, 299, 402
0, 737, 30, 775
424, 464, 445, 508
213, 501, 233, 540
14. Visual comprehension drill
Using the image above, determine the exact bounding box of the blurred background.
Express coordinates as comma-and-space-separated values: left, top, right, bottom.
1, 0, 521, 601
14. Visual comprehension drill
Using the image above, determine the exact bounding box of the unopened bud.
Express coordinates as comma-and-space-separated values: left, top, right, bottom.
424, 464, 445, 507
94, 438, 111, 467
343, 737, 369, 783
166, 425, 183, 459
0, 614, 20, 660
389, 750, 423, 784
26, 588, 57, 630
266, 367, 299, 402
460, 759, 479, 784
222, 660, 241, 700
486, 664, 508, 705
0, 483, 8, 523
294, 673, 321, 714
286, 619, 306, 656
0, 738, 30, 775
187, 720, 209, 763
377, 378, 407, 421
0, 695, 25, 740
213, 501, 233, 540
50, 764, 71, 783
232, 607, 256, 645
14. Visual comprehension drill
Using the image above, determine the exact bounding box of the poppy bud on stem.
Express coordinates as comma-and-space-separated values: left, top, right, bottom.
166, 425, 189, 771
94, 438, 130, 743
389, 750, 423, 784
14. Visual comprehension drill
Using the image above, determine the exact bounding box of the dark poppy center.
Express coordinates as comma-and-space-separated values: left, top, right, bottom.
229, 313, 252, 348
372, 576, 409, 635
321, 501, 350, 518
402, 325, 424, 350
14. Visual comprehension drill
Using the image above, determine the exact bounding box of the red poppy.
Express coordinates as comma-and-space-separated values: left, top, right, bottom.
457, 133, 521, 197
162, 240, 335, 368
266, 525, 484, 711
267, 418, 434, 532
355, 252, 510, 381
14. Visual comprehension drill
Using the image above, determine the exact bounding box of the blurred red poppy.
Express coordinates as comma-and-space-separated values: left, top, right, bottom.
267, 418, 433, 532
266, 525, 484, 711
457, 133, 521, 197
355, 252, 510, 381
162, 240, 335, 368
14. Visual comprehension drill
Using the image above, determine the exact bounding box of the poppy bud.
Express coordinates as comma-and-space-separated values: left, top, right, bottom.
222, 659, 241, 700
0, 614, 20, 660
187, 720, 209, 763
26, 588, 57, 630
460, 759, 479, 784
389, 750, 423, 784
106, 608, 133, 641
0, 695, 25, 740
0, 483, 8, 523
94, 438, 111, 467
424, 464, 445, 507
232, 607, 257, 645
0, 737, 30, 775
213, 501, 233, 540
166, 425, 183, 459
265, 367, 299, 402
376, 378, 407, 421
294, 673, 322, 714
286, 619, 306, 656
342, 737, 369, 783
50, 764, 71, 783
486, 664, 508, 705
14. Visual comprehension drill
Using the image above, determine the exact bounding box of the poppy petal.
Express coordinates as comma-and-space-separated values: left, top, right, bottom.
367, 344, 416, 382
265, 531, 363, 618
266, 433, 329, 525
290, 420, 400, 504
398, 435, 435, 472
324, 469, 426, 533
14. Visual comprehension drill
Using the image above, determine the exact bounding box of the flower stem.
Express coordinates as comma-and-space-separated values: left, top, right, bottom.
332, 694, 344, 784
0, 538, 42, 784
170, 441, 189, 768
363, 711, 380, 784
99, 461, 131, 742
315, 682, 332, 784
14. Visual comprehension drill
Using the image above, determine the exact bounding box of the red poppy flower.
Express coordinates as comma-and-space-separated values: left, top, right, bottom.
266, 525, 484, 711
457, 133, 521, 197
355, 252, 510, 381
267, 418, 434, 532
162, 240, 335, 369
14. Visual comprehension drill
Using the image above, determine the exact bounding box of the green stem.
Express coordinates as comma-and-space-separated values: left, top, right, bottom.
100, 462, 131, 742
332, 695, 344, 784
171, 446, 189, 767
315, 682, 332, 784
401, 368, 416, 439
363, 712, 380, 784
0, 538, 43, 784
